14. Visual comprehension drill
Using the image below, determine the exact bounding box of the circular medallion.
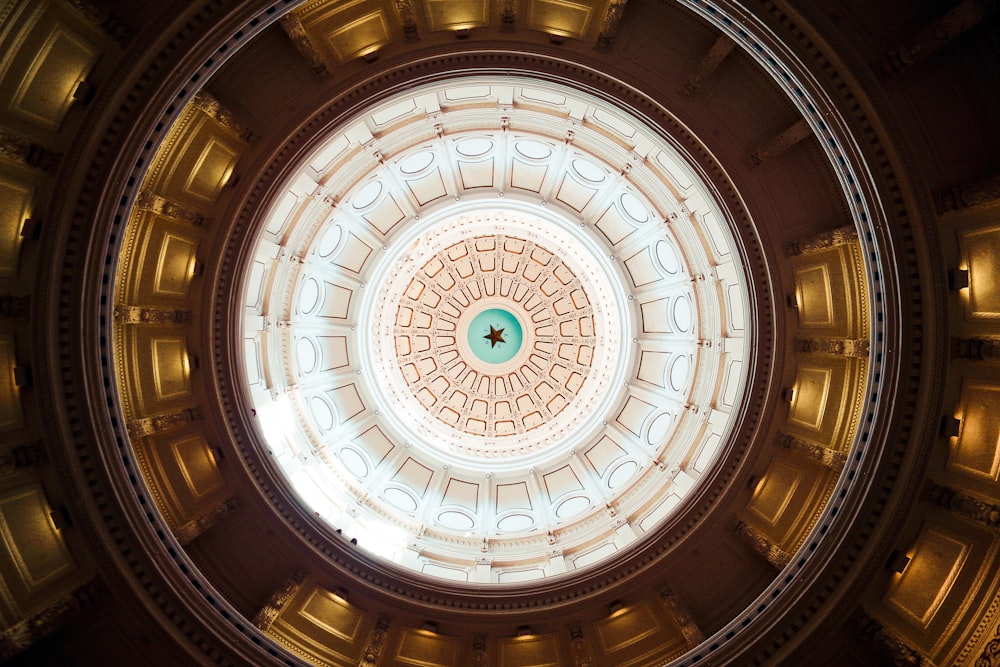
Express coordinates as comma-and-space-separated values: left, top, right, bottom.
467, 308, 523, 365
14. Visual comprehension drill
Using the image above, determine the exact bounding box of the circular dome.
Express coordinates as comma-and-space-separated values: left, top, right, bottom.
243, 76, 753, 583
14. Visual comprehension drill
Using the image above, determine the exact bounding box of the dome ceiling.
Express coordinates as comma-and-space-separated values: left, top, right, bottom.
18, 0, 985, 663
244, 77, 752, 582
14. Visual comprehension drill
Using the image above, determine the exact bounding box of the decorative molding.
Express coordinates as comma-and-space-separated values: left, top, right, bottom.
0, 131, 58, 171
135, 190, 205, 226
125, 406, 202, 438
733, 518, 791, 570
393, 0, 418, 41
785, 225, 859, 256
360, 615, 391, 667
0, 441, 46, 476
659, 585, 705, 647
113, 305, 191, 325
472, 632, 487, 663
881, 0, 997, 76
682, 34, 735, 97
500, 0, 516, 31
939, 174, 1000, 213
251, 569, 306, 632
976, 620, 1000, 666
750, 118, 812, 167
65, 0, 130, 42
0, 294, 29, 319
855, 608, 935, 667
191, 90, 257, 143
954, 337, 1000, 361
927, 481, 1000, 529
777, 432, 847, 471
596, 0, 628, 49
279, 13, 330, 77
0, 579, 106, 660
569, 623, 593, 666
795, 337, 870, 358
175, 496, 240, 545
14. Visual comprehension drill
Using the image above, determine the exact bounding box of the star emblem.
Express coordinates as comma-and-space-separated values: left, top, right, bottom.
483, 325, 506, 348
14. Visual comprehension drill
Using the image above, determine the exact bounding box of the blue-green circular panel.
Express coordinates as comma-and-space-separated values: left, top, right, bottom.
468, 308, 523, 364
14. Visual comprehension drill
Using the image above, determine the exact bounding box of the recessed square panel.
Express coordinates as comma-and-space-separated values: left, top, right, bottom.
794, 264, 834, 327
10, 24, 98, 130
297, 587, 364, 641
497, 633, 562, 667
0, 485, 75, 594
324, 11, 390, 63
153, 233, 196, 296
394, 627, 461, 666
0, 335, 24, 432
0, 175, 31, 278
963, 225, 1000, 318
595, 602, 673, 655
424, 0, 489, 31
151, 337, 190, 401
527, 0, 593, 38
788, 365, 832, 431
170, 434, 224, 501
885, 525, 969, 628
749, 459, 802, 526
183, 138, 238, 203
949, 383, 1000, 480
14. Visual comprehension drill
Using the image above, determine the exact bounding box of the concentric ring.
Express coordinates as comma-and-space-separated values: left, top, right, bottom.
243, 75, 752, 583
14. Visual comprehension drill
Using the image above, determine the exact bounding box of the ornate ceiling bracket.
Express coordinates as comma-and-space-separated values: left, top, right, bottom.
596, 0, 629, 49
681, 34, 735, 97
280, 12, 331, 78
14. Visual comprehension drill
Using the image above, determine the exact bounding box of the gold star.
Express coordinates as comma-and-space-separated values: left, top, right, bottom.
484, 325, 506, 348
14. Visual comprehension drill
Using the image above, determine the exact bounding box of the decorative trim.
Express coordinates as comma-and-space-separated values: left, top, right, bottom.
251, 569, 305, 632
785, 225, 859, 256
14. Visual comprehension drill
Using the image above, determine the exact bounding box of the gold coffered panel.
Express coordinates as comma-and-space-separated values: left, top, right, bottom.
748, 459, 802, 527
792, 264, 834, 328
0, 484, 76, 612
151, 337, 191, 402
269, 582, 367, 665
948, 382, 1000, 482
117, 212, 199, 305
2, 20, 99, 131
497, 633, 563, 667
748, 457, 833, 549
423, 0, 490, 31
0, 335, 23, 432
144, 103, 244, 210
116, 327, 193, 418
790, 242, 867, 338
960, 224, 1000, 319
876, 519, 1000, 662
291, 0, 399, 65
134, 429, 225, 527
787, 365, 832, 432
527, 0, 595, 38
0, 172, 31, 278
785, 355, 866, 451
594, 601, 687, 665
885, 524, 969, 629
391, 627, 461, 665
